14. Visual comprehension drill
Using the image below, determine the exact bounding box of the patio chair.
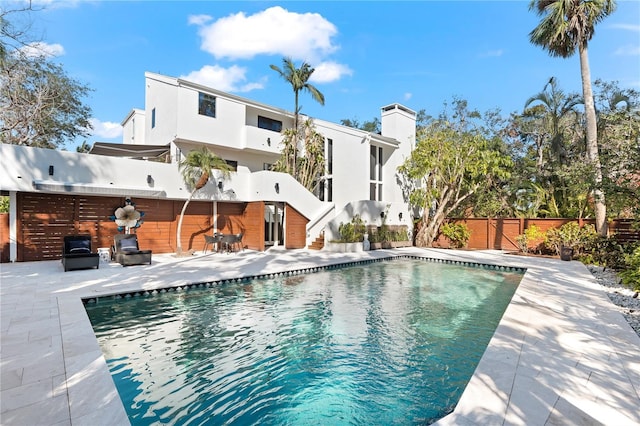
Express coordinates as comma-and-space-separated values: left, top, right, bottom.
221, 232, 244, 253
62, 235, 100, 272
203, 233, 223, 253
113, 234, 152, 266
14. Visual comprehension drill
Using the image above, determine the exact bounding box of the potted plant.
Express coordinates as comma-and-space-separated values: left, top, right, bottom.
545, 222, 596, 261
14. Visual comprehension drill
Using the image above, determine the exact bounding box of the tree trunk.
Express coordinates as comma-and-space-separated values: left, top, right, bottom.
579, 45, 607, 236
293, 91, 299, 177
176, 189, 196, 255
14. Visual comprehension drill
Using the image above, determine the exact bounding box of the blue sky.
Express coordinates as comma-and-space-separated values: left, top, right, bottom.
21, 1, 640, 149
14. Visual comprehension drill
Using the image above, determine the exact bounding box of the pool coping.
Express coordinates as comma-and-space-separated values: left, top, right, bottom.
1, 248, 639, 425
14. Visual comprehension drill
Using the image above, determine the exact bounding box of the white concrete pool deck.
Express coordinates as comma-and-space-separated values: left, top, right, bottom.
1, 247, 638, 425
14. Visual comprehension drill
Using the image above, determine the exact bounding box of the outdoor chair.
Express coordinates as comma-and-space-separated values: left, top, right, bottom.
62, 235, 100, 272
113, 234, 152, 266
221, 232, 244, 253
203, 233, 223, 253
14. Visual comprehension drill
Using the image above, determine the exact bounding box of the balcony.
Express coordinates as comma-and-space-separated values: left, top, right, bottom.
242, 125, 283, 154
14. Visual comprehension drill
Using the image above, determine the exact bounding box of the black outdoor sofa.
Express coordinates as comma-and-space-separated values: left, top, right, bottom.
61, 235, 100, 272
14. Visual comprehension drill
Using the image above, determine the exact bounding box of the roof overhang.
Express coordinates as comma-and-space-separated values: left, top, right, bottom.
32, 180, 167, 198
89, 142, 170, 158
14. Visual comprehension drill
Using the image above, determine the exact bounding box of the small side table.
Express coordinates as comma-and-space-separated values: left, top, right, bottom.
97, 247, 111, 263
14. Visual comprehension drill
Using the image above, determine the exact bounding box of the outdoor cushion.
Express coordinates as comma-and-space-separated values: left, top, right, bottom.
68, 239, 91, 253
119, 238, 138, 251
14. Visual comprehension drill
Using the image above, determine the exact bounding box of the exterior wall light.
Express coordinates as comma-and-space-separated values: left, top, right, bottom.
275, 182, 279, 193
267, 137, 271, 146
380, 211, 385, 219
147, 175, 152, 184
48, 165, 54, 176
399, 212, 403, 220
218, 180, 223, 190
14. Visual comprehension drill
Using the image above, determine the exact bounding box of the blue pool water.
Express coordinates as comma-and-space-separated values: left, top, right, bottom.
85, 259, 522, 425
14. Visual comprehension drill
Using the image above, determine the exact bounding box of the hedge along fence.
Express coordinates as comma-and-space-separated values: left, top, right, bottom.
433, 218, 639, 250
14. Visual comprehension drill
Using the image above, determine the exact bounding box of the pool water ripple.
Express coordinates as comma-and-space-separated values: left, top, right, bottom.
86, 259, 522, 425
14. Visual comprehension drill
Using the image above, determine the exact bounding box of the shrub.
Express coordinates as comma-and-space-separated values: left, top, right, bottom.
515, 224, 546, 254
337, 215, 366, 243
441, 222, 471, 249
620, 246, 640, 291
545, 223, 596, 256
581, 236, 636, 270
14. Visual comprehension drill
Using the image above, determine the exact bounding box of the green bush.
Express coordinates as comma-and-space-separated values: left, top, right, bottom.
620, 246, 640, 291
516, 224, 546, 254
337, 215, 366, 243
0, 196, 8, 213
545, 222, 596, 256
442, 222, 471, 248
581, 236, 636, 270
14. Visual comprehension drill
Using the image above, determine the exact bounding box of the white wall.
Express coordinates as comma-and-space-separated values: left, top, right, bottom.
145, 73, 179, 147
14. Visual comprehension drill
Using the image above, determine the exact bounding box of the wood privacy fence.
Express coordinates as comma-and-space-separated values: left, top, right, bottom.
433, 218, 639, 250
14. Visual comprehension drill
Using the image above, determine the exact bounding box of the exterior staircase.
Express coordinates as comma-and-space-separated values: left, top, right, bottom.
308, 232, 325, 250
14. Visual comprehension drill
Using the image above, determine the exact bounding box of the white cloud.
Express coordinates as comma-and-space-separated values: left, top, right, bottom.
609, 23, 640, 32
479, 49, 504, 58
89, 118, 122, 139
403, 93, 412, 101
193, 6, 338, 62
309, 61, 352, 83
188, 14, 212, 26
180, 64, 265, 93
614, 44, 640, 56
19, 42, 65, 58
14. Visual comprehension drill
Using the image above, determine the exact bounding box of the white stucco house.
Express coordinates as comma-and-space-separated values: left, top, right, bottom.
0, 71, 417, 261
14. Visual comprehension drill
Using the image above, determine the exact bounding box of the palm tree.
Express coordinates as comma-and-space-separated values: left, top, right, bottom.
524, 77, 582, 168
529, 0, 616, 236
270, 57, 325, 176
176, 147, 232, 255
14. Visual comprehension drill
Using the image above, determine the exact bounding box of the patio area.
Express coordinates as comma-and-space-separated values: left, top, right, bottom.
1, 247, 638, 425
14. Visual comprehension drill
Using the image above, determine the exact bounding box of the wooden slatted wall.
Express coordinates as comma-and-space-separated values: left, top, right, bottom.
14, 193, 274, 261
285, 205, 308, 249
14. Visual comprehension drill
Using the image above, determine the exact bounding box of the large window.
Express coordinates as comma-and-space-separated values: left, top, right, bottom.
199, 93, 216, 118
369, 145, 383, 201
258, 116, 282, 132
318, 138, 333, 202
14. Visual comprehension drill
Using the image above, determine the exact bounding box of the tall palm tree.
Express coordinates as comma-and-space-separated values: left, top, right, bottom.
529, 0, 616, 236
524, 77, 582, 168
270, 57, 325, 175
176, 147, 232, 255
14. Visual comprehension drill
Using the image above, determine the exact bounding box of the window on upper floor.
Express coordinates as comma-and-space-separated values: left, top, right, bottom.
224, 160, 238, 171
258, 116, 282, 132
199, 93, 216, 118
151, 108, 156, 128
369, 145, 383, 201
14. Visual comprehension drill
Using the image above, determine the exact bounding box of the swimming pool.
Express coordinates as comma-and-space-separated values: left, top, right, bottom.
85, 258, 522, 425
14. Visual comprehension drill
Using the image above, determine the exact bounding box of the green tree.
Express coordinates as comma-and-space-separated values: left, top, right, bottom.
529, 0, 617, 236
398, 100, 512, 247
76, 141, 91, 153
270, 57, 325, 176
177, 147, 232, 255
594, 80, 640, 218
1, 4, 92, 149
273, 118, 325, 192
340, 117, 380, 133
